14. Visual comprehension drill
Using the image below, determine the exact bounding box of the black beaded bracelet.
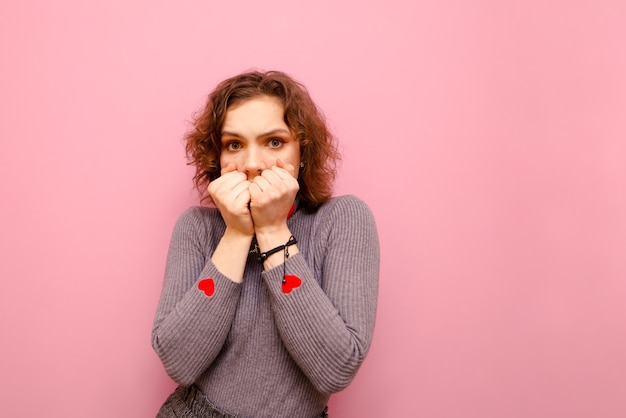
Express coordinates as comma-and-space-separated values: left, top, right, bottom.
257, 236, 297, 263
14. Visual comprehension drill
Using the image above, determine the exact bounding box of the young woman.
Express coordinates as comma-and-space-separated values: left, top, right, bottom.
152, 70, 379, 418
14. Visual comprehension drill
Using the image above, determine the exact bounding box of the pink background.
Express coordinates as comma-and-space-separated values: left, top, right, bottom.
1, 1, 625, 417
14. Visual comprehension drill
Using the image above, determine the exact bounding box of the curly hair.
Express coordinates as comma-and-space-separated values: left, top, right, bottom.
184, 70, 340, 210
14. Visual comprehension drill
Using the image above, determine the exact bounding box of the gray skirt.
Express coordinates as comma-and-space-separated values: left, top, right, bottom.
156, 385, 329, 418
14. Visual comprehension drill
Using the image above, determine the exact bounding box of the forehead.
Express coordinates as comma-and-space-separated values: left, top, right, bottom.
222, 95, 287, 133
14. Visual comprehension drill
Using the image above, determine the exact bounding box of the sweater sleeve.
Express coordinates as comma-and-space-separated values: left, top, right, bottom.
262, 196, 380, 394
151, 207, 242, 386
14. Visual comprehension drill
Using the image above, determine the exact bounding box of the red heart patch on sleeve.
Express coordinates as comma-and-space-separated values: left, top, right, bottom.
198, 278, 215, 297
281, 275, 302, 294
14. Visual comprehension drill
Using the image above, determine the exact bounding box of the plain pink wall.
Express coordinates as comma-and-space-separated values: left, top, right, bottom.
1, 1, 625, 417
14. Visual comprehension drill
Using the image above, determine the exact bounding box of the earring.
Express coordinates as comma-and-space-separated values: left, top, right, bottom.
300, 162, 305, 168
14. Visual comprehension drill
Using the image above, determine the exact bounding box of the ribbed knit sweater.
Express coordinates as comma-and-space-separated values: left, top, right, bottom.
152, 195, 379, 418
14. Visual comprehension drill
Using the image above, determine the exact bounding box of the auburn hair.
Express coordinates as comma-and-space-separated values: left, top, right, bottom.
184, 70, 340, 210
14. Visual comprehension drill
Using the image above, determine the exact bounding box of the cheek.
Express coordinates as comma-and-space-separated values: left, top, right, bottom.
288, 153, 301, 171
219, 153, 237, 170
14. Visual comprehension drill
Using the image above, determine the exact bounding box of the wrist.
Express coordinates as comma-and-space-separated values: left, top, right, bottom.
254, 227, 299, 270
212, 228, 254, 283
254, 224, 291, 252
224, 226, 255, 240
257, 236, 297, 263
221, 227, 255, 258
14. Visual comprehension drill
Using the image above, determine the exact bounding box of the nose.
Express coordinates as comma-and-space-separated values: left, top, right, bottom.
241, 148, 264, 179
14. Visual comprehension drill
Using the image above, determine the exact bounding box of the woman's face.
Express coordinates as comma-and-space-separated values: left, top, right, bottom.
220, 95, 301, 180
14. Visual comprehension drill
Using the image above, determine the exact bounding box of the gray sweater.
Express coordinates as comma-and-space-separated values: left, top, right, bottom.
152, 195, 380, 417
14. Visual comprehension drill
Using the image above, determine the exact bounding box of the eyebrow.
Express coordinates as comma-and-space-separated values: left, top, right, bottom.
221, 128, 292, 139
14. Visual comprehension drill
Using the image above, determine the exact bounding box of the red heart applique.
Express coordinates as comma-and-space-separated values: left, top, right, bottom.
198, 278, 215, 297
281, 275, 302, 294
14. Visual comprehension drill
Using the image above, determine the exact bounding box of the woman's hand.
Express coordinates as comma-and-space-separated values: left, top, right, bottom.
249, 159, 299, 235
208, 163, 254, 237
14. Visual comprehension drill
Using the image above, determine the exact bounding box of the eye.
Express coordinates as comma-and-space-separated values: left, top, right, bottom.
268, 138, 283, 148
225, 141, 242, 151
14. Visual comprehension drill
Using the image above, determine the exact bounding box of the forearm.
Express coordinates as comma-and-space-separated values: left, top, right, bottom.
152, 262, 242, 385
263, 255, 378, 394
152, 208, 244, 385
263, 196, 380, 393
